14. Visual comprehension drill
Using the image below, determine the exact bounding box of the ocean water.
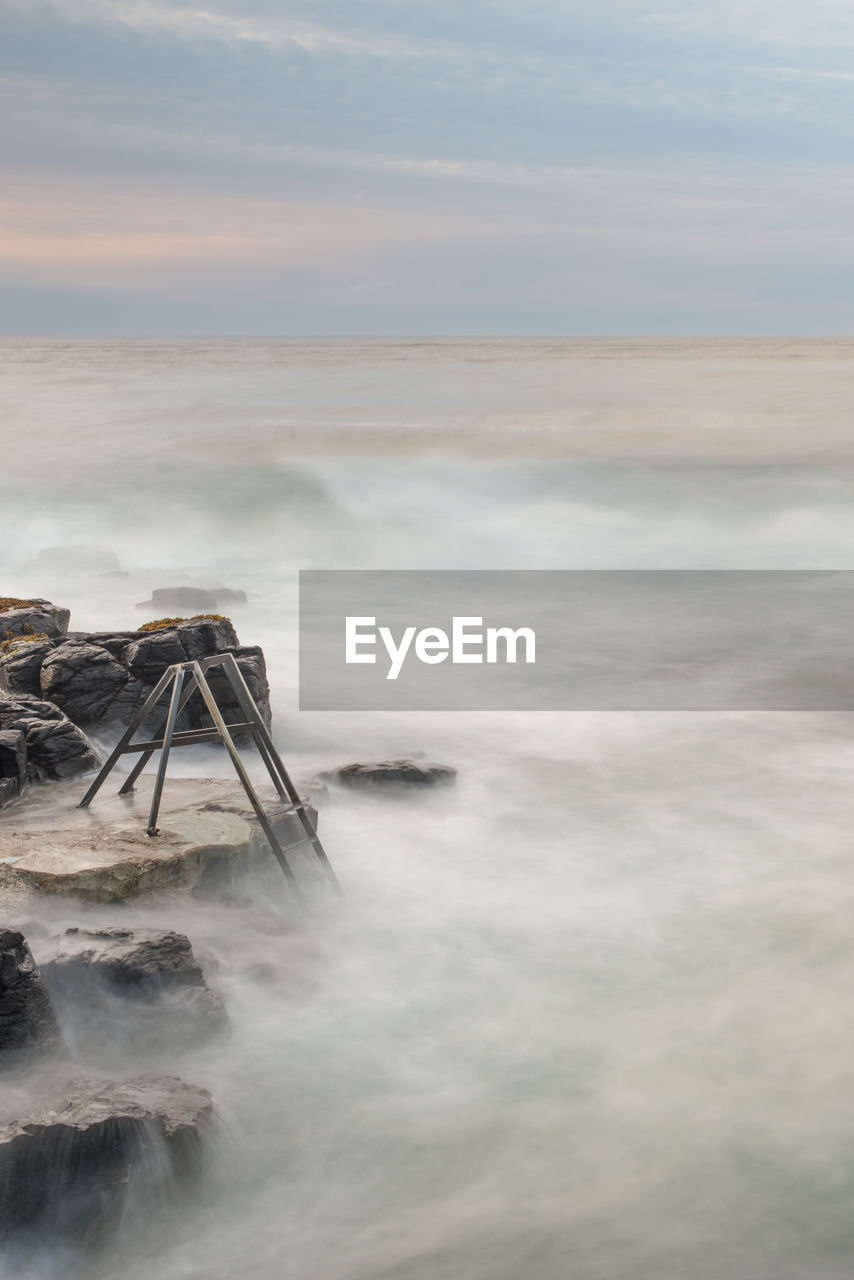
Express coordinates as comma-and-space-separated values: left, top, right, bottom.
3, 338, 854, 1278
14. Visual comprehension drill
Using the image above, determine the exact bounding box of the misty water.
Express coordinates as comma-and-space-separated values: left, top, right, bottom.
3, 338, 854, 1278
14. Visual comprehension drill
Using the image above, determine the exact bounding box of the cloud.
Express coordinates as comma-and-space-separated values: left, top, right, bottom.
2, 0, 854, 330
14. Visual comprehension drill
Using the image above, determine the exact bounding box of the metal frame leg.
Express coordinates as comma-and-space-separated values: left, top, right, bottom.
218, 654, 344, 899
77, 653, 342, 912
191, 662, 308, 913
146, 665, 184, 835
119, 668, 199, 796
78, 667, 177, 808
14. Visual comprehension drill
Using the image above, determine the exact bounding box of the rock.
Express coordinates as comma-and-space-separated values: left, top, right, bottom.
74, 631, 139, 658
136, 586, 219, 612
0, 598, 271, 739
0, 1074, 213, 1240
24, 544, 122, 575
0, 693, 101, 788
323, 760, 458, 788
27, 617, 270, 735
0, 635, 57, 698
21, 717, 102, 781
122, 621, 270, 734
0, 730, 27, 808
136, 586, 248, 612
0, 930, 63, 1059
0, 780, 259, 901
208, 643, 271, 731
0, 598, 69, 641
125, 616, 239, 677
0, 777, 316, 902
41, 928, 228, 1049
40, 640, 138, 727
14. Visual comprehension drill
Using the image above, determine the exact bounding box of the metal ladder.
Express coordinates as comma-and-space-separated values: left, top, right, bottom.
78, 652, 343, 912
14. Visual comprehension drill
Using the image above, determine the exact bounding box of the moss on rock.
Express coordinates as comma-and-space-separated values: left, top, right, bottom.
0, 598, 40, 613
138, 614, 230, 633
0, 632, 50, 654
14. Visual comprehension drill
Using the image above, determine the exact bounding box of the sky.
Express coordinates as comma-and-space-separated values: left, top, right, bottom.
2, 0, 854, 334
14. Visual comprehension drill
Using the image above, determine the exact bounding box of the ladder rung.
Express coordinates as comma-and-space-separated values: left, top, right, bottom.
273, 837, 316, 853
265, 802, 308, 819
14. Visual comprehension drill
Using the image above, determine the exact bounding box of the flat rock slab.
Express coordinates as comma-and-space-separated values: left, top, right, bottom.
0, 778, 259, 902
0, 776, 320, 903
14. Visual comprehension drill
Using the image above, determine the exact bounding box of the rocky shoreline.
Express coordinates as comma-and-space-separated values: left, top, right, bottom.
0, 592, 456, 1270
0, 598, 275, 1263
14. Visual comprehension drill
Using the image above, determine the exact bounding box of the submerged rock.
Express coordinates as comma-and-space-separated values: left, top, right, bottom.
136, 585, 249, 612
0, 1074, 213, 1240
135, 586, 219, 612
324, 760, 458, 788
41, 928, 228, 1049
0, 929, 63, 1060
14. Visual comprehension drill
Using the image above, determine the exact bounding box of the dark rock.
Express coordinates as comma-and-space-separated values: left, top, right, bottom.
208, 643, 271, 730
124, 630, 196, 687
0, 692, 65, 726
0, 930, 63, 1059
1, 603, 271, 741
0, 729, 26, 807
122, 622, 269, 733
40, 641, 133, 727
74, 631, 140, 658
0, 599, 69, 641
41, 928, 228, 1049
323, 760, 458, 788
0, 693, 101, 785
24, 720, 102, 780
0, 1074, 213, 1240
167, 616, 240, 663
0, 635, 57, 698
124, 616, 236, 676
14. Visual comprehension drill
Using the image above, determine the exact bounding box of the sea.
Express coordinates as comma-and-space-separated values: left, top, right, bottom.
2, 337, 854, 1279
